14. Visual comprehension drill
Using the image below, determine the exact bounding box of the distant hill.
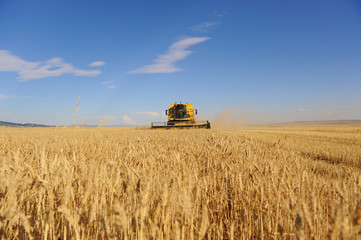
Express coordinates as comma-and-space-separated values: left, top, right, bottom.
0, 120, 51, 127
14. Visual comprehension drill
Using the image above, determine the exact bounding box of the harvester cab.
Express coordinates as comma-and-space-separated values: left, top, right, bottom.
151, 102, 211, 129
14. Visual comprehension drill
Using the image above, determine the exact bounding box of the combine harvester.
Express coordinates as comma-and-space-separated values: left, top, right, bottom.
151, 102, 211, 129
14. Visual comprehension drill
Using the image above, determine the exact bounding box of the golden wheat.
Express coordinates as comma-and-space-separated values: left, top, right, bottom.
0, 125, 360, 239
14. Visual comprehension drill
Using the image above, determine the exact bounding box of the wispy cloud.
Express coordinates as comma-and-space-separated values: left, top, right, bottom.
190, 22, 220, 32
136, 112, 159, 117
101, 80, 116, 89
0, 94, 9, 100
122, 115, 135, 125
73, 69, 101, 77
0, 111, 11, 116
0, 50, 102, 81
89, 61, 106, 67
0, 94, 33, 100
287, 108, 310, 113
15, 95, 33, 100
334, 101, 361, 110
129, 37, 210, 74
213, 11, 227, 18
283, 101, 361, 121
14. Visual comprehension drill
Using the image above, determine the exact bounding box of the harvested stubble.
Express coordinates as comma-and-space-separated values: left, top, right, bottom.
0, 126, 361, 239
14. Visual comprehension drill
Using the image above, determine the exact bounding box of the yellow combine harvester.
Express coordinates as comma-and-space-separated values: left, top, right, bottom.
151, 102, 211, 129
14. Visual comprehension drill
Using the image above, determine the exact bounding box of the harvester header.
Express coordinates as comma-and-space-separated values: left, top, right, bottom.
151, 102, 211, 129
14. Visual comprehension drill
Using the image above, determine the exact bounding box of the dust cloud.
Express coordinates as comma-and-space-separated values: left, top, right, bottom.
212, 107, 251, 130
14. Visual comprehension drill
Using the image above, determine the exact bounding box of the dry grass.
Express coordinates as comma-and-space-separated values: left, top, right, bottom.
0, 125, 361, 239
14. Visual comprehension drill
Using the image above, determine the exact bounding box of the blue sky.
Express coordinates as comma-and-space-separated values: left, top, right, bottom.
0, 0, 361, 125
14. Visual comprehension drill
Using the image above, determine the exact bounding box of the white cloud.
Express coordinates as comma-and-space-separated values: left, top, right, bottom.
190, 22, 220, 32
101, 80, 115, 89
136, 112, 159, 117
122, 115, 135, 125
89, 61, 106, 67
0, 50, 102, 81
0, 94, 9, 100
120, 111, 167, 126
73, 69, 101, 77
213, 11, 227, 18
129, 37, 210, 74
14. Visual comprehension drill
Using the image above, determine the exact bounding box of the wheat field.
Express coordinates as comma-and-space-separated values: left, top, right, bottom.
0, 125, 361, 239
